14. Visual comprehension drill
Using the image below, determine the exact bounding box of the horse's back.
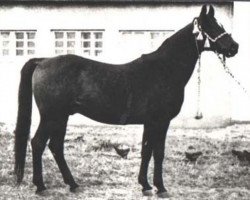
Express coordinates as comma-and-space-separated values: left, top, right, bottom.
32, 54, 130, 121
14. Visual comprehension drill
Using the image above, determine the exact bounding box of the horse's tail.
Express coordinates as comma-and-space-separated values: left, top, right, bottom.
14, 58, 44, 183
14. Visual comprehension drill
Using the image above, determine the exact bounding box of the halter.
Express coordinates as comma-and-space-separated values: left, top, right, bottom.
193, 18, 247, 120
192, 18, 229, 47
193, 18, 228, 120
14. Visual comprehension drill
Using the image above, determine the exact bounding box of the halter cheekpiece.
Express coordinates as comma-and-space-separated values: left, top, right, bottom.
192, 18, 228, 47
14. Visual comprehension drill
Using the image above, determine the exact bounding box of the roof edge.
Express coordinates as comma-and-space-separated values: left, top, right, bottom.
0, 0, 234, 3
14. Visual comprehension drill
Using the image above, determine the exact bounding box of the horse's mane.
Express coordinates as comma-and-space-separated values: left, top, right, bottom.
136, 22, 194, 64
158, 23, 193, 51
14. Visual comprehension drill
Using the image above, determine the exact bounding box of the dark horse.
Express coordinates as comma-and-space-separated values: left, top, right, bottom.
14, 5, 238, 197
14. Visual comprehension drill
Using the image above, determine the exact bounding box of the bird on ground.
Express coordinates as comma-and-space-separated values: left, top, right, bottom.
232, 149, 245, 161
185, 151, 202, 162
232, 149, 250, 162
113, 144, 130, 159
243, 150, 250, 162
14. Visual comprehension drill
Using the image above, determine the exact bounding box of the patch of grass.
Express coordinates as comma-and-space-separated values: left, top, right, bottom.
0, 124, 250, 199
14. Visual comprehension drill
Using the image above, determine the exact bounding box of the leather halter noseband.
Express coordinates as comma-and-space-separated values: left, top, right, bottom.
203, 31, 228, 43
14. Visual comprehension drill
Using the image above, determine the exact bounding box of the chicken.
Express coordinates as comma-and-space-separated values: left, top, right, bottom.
232, 150, 245, 161
232, 149, 250, 162
185, 151, 202, 162
113, 144, 130, 159
243, 150, 250, 162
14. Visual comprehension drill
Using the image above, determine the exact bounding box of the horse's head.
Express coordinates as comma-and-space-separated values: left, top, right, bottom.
194, 5, 238, 57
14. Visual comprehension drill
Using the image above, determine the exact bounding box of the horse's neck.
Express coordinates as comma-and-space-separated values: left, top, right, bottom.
157, 23, 199, 86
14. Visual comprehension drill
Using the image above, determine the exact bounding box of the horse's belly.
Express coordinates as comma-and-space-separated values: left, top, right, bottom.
72, 96, 133, 125
76, 108, 132, 125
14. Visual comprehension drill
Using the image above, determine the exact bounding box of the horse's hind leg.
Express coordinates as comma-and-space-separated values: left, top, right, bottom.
31, 118, 50, 193
138, 124, 154, 195
48, 116, 79, 192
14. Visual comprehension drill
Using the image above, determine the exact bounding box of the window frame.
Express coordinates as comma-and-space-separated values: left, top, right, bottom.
0, 30, 37, 57
51, 29, 105, 57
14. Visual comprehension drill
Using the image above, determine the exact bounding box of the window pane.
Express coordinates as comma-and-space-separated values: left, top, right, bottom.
28, 41, 35, 47
55, 41, 63, 47
134, 31, 144, 35
95, 41, 102, 48
16, 32, 24, 39
16, 41, 24, 48
27, 32, 35, 39
94, 32, 103, 39
67, 50, 75, 54
1, 32, 10, 38
81, 32, 90, 39
16, 49, 24, 56
151, 32, 160, 39
67, 32, 75, 39
55, 49, 64, 54
95, 50, 102, 56
67, 41, 75, 48
83, 50, 90, 55
162, 32, 168, 37
2, 49, 9, 56
28, 49, 35, 55
82, 41, 90, 48
55, 32, 64, 39
2, 41, 9, 47
121, 31, 131, 35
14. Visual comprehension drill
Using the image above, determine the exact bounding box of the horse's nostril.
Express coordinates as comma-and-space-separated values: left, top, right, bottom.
230, 43, 239, 53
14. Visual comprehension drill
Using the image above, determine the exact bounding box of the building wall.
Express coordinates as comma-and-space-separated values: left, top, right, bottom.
0, 3, 236, 127
231, 2, 250, 122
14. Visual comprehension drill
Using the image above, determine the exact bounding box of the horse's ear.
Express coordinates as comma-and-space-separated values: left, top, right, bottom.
208, 5, 215, 17
199, 5, 207, 19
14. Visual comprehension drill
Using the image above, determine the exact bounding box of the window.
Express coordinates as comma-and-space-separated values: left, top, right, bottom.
117, 30, 174, 61
81, 31, 103, 56
119, 30, 174, 51
52, 30, 104, 57
149, 31, 174, 49
0, 32, 10, 56
0, 30, 36, 56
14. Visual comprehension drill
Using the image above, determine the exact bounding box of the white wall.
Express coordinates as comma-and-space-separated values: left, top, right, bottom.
230, 2, 250, 121
0, 3, 238, 128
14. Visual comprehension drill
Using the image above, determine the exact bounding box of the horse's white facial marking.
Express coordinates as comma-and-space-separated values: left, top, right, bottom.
206, 5, 210, 14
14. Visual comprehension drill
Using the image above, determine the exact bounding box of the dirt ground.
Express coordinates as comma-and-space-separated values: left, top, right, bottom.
0, 122, 250, 200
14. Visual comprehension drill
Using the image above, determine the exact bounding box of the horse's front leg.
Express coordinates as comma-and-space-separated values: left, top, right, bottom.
152, 121, 170, 198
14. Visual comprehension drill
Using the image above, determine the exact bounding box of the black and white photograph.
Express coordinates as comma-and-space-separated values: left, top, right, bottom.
0, 0, 249, 199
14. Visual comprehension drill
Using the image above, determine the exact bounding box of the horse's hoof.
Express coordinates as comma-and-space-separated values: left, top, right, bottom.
35, 186, 47, 196
157, 191, 170, 199
70, 185, 80, 193
142, 189, 153, 196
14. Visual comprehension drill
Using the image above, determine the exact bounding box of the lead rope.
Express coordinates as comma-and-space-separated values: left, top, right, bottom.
194, 36, 203, 120
195, 54, 203, 120
195, 52, 248, 120
216, 52, 248, 95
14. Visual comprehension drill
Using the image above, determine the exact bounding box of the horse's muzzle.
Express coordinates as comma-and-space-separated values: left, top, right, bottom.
225, 41, 239, 58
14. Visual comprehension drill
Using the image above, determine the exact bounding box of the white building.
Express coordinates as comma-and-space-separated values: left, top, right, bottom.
0, 0, 249, 128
